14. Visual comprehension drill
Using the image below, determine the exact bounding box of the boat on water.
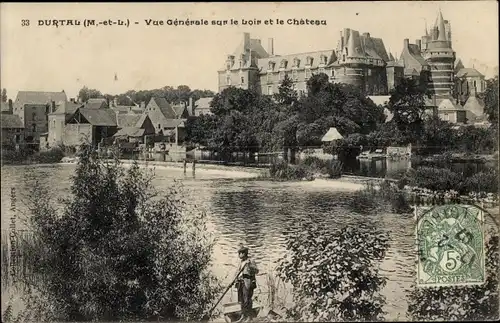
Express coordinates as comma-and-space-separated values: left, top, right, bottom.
357, 149, 386, 160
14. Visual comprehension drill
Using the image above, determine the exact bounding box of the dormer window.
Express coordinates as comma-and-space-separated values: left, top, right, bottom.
268, 61, 275, 71
280, 59, 288, 69
226, 75, 231, 85
305, 68, 310, 79
319, 67, 325, 74
293, 58, 300, 68
320, 55, 327, 65
306, 56, 313, 66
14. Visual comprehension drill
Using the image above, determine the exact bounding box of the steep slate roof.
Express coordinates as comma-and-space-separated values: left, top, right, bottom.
399, 43, 428, 74
114, 127, 145, 138
151, 97, 176, 119
78, 108, 117, 126
14, 91, 67, 108
463, 95, 485, 116
116, 114, 142, 128
87, 98, 107, 105
172, 104, 187, 118
360, 35, 390, 62
1, 114, 24, 129
454, 59, 465, 73
456, 68, 484, 78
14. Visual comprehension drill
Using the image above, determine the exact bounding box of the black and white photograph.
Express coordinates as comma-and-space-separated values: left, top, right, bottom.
1, 1, 499, 322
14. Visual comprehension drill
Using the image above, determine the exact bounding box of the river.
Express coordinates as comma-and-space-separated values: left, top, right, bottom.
0, 162, 486, 321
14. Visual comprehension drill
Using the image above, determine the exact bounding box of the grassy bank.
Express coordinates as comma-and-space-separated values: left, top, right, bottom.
1, 148, 64, 166
267, 157, 343, 181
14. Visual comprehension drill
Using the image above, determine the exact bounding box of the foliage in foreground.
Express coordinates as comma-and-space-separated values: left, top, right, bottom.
16, 143, 222, 321
407, 233, 499, 321
1, 147, 64, 164
276, 220, 389, 322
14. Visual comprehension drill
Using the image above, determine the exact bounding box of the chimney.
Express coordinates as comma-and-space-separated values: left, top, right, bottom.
340, 31, 344, 48
363, 32, 370, 38
8, 99, 13, 113
51, 101, 56, 113
268, 38, 274, 56
416, 39, 421, 50
70, 98, 75, 103
404, 39, 409, 48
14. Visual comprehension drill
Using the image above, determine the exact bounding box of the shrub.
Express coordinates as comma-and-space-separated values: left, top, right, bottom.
462, 171, 499, 194
19, 143, 222, 321
407, 233, 499, 321
33, 147, 64, 163
349, 181, 412, 215
276, 220, 389, 322
269, 159, 312, 181
404, 167, 462, 192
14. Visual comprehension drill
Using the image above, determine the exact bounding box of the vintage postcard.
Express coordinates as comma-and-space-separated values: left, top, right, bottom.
1, 1, 499, 322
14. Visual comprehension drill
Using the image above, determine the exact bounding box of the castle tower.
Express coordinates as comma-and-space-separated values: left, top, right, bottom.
421, 10, 456, 100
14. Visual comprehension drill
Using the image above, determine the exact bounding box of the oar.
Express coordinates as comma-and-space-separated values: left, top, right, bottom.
202, 264, 247, 321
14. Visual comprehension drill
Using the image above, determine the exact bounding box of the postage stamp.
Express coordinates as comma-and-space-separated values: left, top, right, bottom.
416, 204, 486, 287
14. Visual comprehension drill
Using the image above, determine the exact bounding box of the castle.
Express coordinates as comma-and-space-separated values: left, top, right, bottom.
218, 10, 488, 124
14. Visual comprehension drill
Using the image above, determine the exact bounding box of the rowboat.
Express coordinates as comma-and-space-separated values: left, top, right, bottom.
222, 302, 262, 323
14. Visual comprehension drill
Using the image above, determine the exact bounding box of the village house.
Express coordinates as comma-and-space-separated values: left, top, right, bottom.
109, 97, 145, 114
47, 99, 83, 147
194, 97, 213, 116
1, 114, 24, 148
12, 90, 67, 144
64, 107, 118, 147
144, 96, 188, 144
113, 113, 155, 144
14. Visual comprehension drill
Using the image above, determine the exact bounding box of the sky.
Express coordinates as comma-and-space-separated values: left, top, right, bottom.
1, 1, 498, 99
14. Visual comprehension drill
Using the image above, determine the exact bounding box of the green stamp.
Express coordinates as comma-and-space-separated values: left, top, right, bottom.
416, 204, 486, 287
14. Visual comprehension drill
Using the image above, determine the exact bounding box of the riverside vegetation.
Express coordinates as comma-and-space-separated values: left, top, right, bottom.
2, 142, 223, 322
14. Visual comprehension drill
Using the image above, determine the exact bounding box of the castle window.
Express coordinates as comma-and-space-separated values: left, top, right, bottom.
343, 54, 346, 61
306, 57, 313, 66
32, 124, 36, 132
279, 71, 285, 81
239, 60, 243, 69
294, 58, 300, 68
32, 112, 36, 121
368, 69, 372, 76
319, 68, 325, 74
305, 68, 310, 79
267, 85, 273, 95
268, 61, 275, 71
280, 59, 288, 69
292, 69, 298, 80
267, 73, 272, 83
241, 76, 245, 84
226, 75, 231, 85
345, 47, 348, 56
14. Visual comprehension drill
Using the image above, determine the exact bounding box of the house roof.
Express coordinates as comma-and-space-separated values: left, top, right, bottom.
112, 105, 143, 114
463, 95, 485, 116
1, 114, 24, 129
1, 102, 11, 113
454, 59, 465, 73
321, 127, 343, 142
51, 101, 82, 116
164, 119, 186, 128
456, 68, 484, 78
78, 108, 117, 126
87, 98, 107, 105
438, 98, 464, 111
196, 97, 213, 111
14, 91, 67, 107
151, 97, 176, 119
116, 114, 142, 128
113, 127, 145, 138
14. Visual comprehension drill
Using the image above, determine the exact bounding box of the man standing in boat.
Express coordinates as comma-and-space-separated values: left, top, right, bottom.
233, 246, 259, 322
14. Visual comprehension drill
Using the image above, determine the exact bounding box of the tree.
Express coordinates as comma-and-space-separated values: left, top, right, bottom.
483, 76, 499, 125
274, 74, 298, 105
78, 86, 103, 102
185, 114, 218, 147
21, 144, 222, 321
1, 88, 7, 102
387, 77, 431, 143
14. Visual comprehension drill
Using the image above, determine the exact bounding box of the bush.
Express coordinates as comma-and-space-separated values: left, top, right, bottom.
349, 181, 412, 215
404, 167, 462, 192
33, 147, 64, 163
407, 233, 499, 321
462, 171, 499, 194
292, 156, 343, 179
19, 143, 222, 321
276, 220, 389, 322
269, 159, 312, 181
